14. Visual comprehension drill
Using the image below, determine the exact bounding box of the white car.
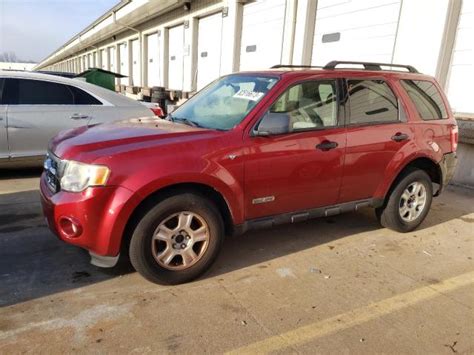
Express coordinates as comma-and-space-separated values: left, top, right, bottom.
0, 71, 154, 167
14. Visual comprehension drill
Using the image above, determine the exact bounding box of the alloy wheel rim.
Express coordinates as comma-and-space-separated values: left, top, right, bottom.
399, 182, 427, 222
151, 211, 210, 270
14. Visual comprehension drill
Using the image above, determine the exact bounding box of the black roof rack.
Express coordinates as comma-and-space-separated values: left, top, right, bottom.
271, 64, 323, 69
323, 60, 419, 73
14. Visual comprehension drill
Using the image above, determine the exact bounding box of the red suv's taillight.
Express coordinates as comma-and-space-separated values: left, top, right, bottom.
450, 124, 458, 152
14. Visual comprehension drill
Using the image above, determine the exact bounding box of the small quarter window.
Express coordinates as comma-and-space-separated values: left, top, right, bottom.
400, 80, 447, 120
347, 79, 398, 124
68, 86, 102, 105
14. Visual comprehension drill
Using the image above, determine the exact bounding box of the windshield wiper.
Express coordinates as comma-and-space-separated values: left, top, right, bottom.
166, 113, 175, 122
173, 117, 204, 128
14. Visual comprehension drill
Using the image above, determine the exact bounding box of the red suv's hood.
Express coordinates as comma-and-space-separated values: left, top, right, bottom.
50, 117, 216, 161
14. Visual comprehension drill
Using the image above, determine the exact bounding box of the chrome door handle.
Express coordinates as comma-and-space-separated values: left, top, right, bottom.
391, 132, 409, 142
70, 114, 89, 120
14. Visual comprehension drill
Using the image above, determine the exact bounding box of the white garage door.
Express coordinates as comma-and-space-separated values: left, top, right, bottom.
109, 47, 116, 72
131, 39, 141, 86
100, 49, 108, 70
168, 25, 185, 90
239, 0, 287, 71
197, 13, 223, 90
147, 33, 162, 87
119, 43, 129, 85
446, 0, 474, 114
311, 0, 402, 66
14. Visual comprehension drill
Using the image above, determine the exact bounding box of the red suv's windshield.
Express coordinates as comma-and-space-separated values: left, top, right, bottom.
169, 74, 279, 130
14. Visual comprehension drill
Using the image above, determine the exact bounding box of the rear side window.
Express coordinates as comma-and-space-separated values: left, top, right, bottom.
347, 79, 398, 124
3, 79, 74, 105
400, 80, 447, 120
68, 86, 102, 105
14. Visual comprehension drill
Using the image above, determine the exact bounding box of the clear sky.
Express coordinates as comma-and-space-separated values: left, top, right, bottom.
0, 0, 119, 63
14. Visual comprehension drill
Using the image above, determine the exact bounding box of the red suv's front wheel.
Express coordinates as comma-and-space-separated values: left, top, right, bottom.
129, 193, 224, 284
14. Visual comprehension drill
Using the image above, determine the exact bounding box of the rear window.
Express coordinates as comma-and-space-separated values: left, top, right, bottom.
400, 80, 447, 120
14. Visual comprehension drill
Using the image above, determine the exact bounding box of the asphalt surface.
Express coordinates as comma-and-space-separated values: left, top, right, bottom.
0, 170, 473, 354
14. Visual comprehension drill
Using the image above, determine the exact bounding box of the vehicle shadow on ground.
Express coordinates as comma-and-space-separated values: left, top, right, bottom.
1, 186, 472, 307
0, 167, 43, 180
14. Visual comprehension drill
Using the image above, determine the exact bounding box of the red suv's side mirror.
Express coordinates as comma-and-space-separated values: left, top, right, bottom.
255, 112, 290, 136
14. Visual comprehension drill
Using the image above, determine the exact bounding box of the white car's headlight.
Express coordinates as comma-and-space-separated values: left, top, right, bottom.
60, 160, 110, 192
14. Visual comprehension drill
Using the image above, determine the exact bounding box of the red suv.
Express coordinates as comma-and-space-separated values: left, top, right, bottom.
40, 61, 458, 284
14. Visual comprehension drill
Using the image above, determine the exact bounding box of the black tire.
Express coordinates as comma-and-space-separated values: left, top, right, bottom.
375, 168, 433, 233
129, 193, 224, 285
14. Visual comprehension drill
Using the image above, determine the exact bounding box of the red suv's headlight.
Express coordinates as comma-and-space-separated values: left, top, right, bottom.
60, 161, 110, 192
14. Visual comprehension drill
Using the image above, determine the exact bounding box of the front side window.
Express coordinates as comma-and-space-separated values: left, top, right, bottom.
170, 75, 278, 130
347, 79, 398, 124
400, 80, 447, 120
267, 80, 338, 131
3, 79, 74, 105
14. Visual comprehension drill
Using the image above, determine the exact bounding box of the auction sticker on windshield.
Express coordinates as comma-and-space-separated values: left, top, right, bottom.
233, 89, 264, 101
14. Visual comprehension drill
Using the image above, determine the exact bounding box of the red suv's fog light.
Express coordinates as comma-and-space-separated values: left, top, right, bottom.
58, 216, 83, 238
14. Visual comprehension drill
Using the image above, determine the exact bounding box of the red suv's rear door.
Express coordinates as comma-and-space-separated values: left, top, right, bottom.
339, 78, 411, 202
244, 79, 346, 220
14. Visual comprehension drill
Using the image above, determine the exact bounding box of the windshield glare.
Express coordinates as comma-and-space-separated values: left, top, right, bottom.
170, 75, 279, 130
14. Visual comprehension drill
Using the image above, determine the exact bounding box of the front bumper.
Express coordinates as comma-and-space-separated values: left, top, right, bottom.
40, 173, 138, 261
436, 152, 457, 195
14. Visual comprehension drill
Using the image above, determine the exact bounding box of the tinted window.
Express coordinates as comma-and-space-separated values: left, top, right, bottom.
269, 80, 338, 131
400, 80, 447, 120
5, 79, 74, 105
69, 86, 102, 105
0, 78, 4, 104
347, 79, 398, 124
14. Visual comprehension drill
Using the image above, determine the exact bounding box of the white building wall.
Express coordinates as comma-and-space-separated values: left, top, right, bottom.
239, 0, 287, 70
196, 12, 224, 90
311, 0, 402, 65
393, 0, 450, 76
446, 0, 474, 114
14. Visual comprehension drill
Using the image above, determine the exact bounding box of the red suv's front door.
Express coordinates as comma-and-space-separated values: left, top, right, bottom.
339, 78, 411, 203
243, 79, 346, 220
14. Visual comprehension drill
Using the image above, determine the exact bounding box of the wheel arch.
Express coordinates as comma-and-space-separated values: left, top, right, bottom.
120, 182, 235, 256
378, 156, 442, 206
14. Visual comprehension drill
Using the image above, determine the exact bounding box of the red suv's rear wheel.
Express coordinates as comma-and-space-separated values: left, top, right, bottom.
376, 169, 433, 232
129, 193, 224, 284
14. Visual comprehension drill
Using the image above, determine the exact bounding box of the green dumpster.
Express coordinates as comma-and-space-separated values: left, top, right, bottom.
75, 68, 126, 91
